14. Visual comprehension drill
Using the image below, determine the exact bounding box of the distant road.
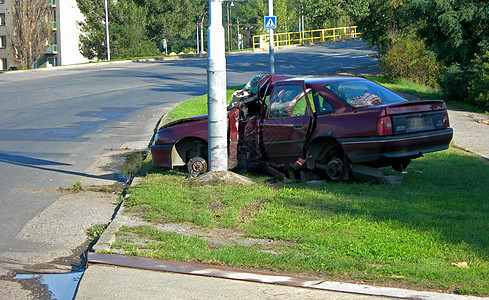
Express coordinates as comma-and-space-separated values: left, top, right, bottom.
0, 40, 377, 263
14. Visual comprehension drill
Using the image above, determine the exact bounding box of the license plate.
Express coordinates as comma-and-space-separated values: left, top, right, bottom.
407, 116, 432, 130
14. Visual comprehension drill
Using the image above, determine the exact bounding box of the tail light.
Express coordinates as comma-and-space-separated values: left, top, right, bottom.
377, 116, 393, 136
442, 111, 450, 128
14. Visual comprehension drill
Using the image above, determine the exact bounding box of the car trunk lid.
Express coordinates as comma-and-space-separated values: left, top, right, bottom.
380, 100, 449, 135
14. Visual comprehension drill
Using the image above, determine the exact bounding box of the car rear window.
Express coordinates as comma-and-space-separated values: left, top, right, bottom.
323, 80, 407, 108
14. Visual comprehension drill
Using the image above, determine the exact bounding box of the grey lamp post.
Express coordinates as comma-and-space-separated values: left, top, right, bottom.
104, 0, 110, 61
227, 1, 234, 52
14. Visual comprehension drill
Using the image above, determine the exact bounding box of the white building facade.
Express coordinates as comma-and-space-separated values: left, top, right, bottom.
0, 0, 88, 71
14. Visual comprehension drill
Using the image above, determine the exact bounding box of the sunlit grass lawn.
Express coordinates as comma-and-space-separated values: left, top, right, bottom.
115, 148, 489, 295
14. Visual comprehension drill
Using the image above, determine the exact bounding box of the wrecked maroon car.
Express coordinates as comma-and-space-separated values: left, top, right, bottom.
151, 75, 453, 180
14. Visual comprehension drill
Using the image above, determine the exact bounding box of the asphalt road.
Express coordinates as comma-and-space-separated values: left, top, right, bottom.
0, 40, 376, 267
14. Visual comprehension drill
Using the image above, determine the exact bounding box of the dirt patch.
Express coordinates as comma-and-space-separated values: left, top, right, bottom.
112, 214, 293, 251
191, 171, 255, 186
476, 118, 489, 125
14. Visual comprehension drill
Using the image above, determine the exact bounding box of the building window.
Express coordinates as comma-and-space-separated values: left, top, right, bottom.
0, 13, 5, 26
0, 0, 4, 4
0, 36, 5, 49
0, 58, 7, 71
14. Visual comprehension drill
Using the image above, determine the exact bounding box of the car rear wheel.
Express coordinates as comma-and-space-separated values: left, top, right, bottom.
307, 141, 349, 181
187, 156, 208, 175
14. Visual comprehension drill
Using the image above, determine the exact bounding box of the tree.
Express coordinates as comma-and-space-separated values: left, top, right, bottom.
299, 0, 369, 31
108, 2, 159, 58
77, 0, 109, 60
77, 0, 159, 60
409, 0, 489, 66
134, 0, 205, 46
7, 0, 51, 69
353, 0, 408, 56
77, 0, 204, 58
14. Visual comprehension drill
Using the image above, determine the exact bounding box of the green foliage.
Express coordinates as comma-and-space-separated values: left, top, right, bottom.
72, 181, 82, 193
87, 224, 107, 240
133, 0, 205, 53
409, 0, 489, 66
440, 63, 470, 103
357, 0, 489, 110
380, 34, 440, 87
76, 0, 204, 59
109, 2, 160, 58
353, 0, 405, 56
87, 224, 107, 246
77, 0, 111, 60
468, 51, 489, 111
303, 0, 367, 30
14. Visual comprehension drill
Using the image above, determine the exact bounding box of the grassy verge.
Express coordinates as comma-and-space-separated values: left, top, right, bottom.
114, 149, 489, 295
364, 76, 442, 100
162, 86, 243, 125
111, 80, 489, 295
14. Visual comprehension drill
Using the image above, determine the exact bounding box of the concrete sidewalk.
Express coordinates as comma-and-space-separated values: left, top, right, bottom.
75, 108, 488, 299
448, 108, 489, 160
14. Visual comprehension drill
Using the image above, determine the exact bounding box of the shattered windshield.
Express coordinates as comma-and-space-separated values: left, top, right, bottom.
243, 74, 266, 95
323, 80, 407, 108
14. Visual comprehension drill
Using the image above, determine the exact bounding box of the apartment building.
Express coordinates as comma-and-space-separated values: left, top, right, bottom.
0, 0, 88, 71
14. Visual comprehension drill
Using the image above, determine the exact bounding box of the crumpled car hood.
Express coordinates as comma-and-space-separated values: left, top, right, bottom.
161, 114, 208, 129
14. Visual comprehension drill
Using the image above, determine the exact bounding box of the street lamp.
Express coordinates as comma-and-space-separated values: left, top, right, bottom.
227, 1, 234, 52
104, 0, 110, 60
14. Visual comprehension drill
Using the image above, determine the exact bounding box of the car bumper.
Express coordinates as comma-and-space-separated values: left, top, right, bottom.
150, 144, 173, 167
338, 128, 453, 163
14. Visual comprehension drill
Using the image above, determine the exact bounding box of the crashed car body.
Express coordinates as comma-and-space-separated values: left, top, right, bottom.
151, 75, 453, 180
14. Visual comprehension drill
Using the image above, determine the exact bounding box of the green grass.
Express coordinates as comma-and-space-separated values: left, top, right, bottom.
87, 224, 107, 247
114, 148, 489, 295
364, 76, 442, 100
162, 86, 243, 125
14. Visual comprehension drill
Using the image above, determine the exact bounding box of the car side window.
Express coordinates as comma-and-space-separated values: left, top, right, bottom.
269, 85, 310, 119
314, 91, 335, 114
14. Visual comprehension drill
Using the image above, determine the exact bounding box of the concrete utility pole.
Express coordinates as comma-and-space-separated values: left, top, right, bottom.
268, 0, 275, 74
207, 0, 228, 172
104, 0, 111, 61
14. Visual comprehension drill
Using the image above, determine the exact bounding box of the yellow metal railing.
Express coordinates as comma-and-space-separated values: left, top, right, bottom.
253, 26, 361, 50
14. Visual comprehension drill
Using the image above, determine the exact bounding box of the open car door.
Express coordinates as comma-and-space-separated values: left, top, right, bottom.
261, 81, 314, 163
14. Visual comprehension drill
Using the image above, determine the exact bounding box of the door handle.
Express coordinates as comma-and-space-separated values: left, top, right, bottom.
294, 123, 303, 130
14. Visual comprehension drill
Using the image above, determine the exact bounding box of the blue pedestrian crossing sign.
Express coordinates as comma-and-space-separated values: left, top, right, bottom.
264, 16, 277, 29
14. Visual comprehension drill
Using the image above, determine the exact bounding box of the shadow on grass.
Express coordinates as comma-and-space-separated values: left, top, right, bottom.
277, 149, 489, 258
136, 148, 488, 258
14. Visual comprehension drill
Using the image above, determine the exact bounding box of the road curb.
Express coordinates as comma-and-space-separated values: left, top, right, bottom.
87, 253, 482, 300
91, 177, 142, 253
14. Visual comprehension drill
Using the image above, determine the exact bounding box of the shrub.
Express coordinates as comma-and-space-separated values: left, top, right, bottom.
468, 51, 489, 111
440, 63, 470, 102
380, 35, 440, 88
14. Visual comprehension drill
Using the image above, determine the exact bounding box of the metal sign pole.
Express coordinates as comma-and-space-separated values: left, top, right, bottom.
268, 0, 275, 74
207, 0, 228, 172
